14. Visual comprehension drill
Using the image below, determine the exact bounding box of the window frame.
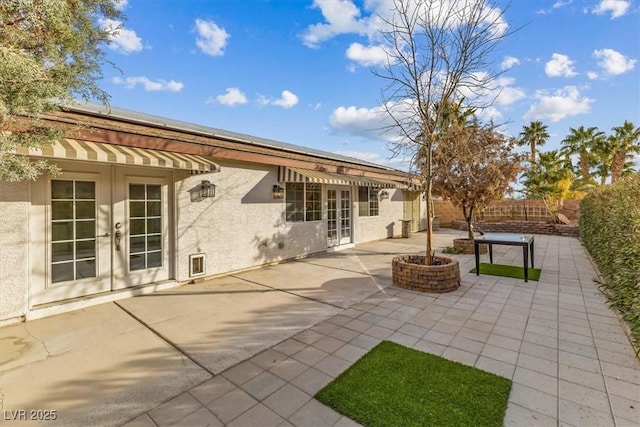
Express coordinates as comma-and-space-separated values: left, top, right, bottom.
358, 186, 380, 217
285, 183, 323, 222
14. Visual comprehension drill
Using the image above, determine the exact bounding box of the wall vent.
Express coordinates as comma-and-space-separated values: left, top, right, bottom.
189, 254, 206, 277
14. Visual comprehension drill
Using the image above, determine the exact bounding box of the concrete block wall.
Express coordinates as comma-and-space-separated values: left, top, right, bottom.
435, 199, 581, 227
450, 220, 579, 237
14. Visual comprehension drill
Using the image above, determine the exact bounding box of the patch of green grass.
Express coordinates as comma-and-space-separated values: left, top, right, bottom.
442, 246, 464, 254
316, 341, 512, 427
470, 262, 541, 281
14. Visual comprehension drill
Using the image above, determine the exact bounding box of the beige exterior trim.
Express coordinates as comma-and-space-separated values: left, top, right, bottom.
15, 139, 220, 173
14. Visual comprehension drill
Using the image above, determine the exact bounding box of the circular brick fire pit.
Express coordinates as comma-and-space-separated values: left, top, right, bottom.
392, 255, 460, 293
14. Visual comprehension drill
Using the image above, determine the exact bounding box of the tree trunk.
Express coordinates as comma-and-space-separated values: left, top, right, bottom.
424, 180, 434, 265
424, 136, 434, 265
463, 205, 474, 240
579, 152, 590, 181
611, 151, 625, 183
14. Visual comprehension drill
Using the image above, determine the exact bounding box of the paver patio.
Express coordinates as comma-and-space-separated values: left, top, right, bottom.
1, 229, 638, 426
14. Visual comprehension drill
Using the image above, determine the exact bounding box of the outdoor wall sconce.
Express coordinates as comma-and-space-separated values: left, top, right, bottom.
379, 190, 390, 200
272, 184, 285, 199
199, 180, 216, 198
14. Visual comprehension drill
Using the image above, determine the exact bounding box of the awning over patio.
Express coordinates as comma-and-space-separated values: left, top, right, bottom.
278, 166, 407, 188
15, 139, 220, 173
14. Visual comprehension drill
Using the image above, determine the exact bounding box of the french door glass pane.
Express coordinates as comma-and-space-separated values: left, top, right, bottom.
341, 190, 351, 238
129, 184, 162, 271
51, 180, 96, 283
327, 190, 337, 240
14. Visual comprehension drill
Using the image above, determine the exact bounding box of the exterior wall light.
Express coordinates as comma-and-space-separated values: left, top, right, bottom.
273, 184, 285, 199
379, 190, 390, 200
200, 180, 216, 198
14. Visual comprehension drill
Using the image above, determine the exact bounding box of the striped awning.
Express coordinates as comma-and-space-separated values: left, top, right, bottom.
279, 167, 407, 188
15, 139, 219, 173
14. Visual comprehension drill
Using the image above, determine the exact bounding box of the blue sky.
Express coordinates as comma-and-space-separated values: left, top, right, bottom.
98, 0, 639, 170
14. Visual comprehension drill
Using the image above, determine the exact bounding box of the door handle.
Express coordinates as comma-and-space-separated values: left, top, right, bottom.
114, 230, 122, 251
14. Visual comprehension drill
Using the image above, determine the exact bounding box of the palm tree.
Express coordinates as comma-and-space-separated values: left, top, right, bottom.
591, 135, 615, 185
560, 126, 604, 185
523, 150, 589, 221
609, 121, 640, 183
518, 121, 549, 168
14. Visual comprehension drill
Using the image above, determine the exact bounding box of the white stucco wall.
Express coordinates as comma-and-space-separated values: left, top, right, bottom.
355, 188, 407, 242
0, 158, 412, 322
0, 181, 30, 324
174, 161, 328, 281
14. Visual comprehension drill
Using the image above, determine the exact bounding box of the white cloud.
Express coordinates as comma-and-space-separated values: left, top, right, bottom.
335, 150, 385, 163
587, 71, 599, 80
524, 86, 592, 122
545, 53, 578, 77
329, 105, 388, 135
99, 18, 143, 54
553, 0, 573, 8
592, 0, 630, 18
537, 0, 573, 14
212, 88, 247, 106
495, 81, 527, 106
112, 76, 183, 92
301, 0, 371, 48
501, 56, 520, 70
112, 0, 128, 11
273, 90, 299, 108
301, 0, 508, 50
195, 19, 229, 56
346, 43, 388, 67
593, 48, 636, 75
258, 90, 299, 109
457, 74, 526, 121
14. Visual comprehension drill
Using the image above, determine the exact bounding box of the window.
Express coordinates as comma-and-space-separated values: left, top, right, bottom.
305, 183, 322, 221
286, 183, 322, 222
285, 183, 304, 222
129, 183, 163, 271
358, 187, 379, 217
51, 180, 97, 283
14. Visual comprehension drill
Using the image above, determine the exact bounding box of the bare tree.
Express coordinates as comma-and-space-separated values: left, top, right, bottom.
373, 0, 513, 264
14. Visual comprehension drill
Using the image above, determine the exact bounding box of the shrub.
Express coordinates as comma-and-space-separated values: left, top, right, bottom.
442, 246, 464, 254
580, 174, 640, 354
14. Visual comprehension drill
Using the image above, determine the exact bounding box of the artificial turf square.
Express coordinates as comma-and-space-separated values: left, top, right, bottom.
471, 262, 541, 281
316, 341, 512, 427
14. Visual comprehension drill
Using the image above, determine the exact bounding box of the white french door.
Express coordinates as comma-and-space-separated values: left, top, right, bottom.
327, 187, 352, 247
30, 163, 172, 305
112, 175, 170, 288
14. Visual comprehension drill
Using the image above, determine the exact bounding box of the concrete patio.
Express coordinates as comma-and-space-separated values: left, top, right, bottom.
1, 229, 638, 426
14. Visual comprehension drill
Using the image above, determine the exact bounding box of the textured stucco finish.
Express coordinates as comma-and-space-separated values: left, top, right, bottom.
355, 188, 407, 242
0, 181, 29, 323
1, 159, 412, 322
174, 161, 328, 282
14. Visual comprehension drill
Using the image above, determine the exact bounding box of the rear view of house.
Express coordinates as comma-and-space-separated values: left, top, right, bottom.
0, 103, 423, 325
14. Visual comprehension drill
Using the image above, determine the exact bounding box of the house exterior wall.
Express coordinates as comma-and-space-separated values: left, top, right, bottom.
0, 181, 30, 325
355, 188, 407, 241
1, 158, 410, 323
174, 160, 328, 281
